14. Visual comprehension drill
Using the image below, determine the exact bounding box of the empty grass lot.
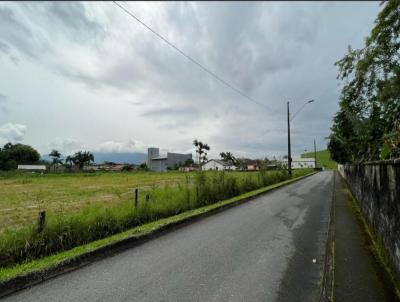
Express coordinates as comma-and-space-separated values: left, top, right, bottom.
0, 171, 193, 230
0, 169, 312, 267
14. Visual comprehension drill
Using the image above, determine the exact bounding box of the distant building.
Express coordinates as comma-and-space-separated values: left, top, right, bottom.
17, 165, 47, 171
281, 156, 315, 169
201, 159, 236, 171
246, 161, 260, 171
178, 166, 198, 172
147, 148, 192, 172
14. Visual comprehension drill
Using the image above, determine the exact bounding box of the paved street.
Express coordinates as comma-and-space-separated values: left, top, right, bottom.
3, 171, 333, 302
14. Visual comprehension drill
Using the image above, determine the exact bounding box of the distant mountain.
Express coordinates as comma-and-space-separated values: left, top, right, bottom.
41, 152, 147, 165
93, 152, 146, 164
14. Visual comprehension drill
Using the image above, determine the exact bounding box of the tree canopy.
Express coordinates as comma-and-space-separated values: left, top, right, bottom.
0, 143, 40, 170
193, 139, 210, 164
66, 151, 94, 170
328, 0, 400, 163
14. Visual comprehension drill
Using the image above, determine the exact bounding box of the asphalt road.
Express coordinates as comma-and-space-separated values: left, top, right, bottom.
3, 171, 333, 302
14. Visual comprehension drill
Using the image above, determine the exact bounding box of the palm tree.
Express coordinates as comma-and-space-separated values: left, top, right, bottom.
66, 151, 94, 170
65, 155, 73, 169
49, 149, 62, 172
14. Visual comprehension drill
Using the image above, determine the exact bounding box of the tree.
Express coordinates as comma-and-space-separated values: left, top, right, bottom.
49, 149, 62, 172
193, 139, 210, 164
220, 152, 237, 166
0, 143, 40, 170
329, 1, 400, 163
184, 158, 194, 166
67, 151, 94, 170
137, 162, 149, 171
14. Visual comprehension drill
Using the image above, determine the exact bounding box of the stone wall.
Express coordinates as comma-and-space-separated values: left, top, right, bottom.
338, 160, 400, 276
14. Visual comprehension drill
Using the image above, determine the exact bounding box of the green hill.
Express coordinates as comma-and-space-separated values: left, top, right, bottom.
301, 149, 337, 170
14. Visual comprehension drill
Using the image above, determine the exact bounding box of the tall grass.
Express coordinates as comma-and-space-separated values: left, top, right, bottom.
0, 169, 311, 267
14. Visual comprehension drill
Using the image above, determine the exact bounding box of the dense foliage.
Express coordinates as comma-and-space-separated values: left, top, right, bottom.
65, 151, 94, 169
328, 0, 400, 163
0, 143, 40, 170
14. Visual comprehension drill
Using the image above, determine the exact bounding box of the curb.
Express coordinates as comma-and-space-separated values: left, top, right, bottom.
0, 172, 318, 299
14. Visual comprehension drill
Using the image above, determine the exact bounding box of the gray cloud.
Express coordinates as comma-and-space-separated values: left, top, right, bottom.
0, 122, 27, 145
0, 2, 381, 158
0, 93, 8, 113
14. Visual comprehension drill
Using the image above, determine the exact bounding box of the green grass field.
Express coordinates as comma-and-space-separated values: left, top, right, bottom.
0, 169, 312, 267
301, 149, 337, 170
0, 171, 193, 230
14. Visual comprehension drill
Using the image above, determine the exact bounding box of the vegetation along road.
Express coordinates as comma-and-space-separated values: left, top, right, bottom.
3, 171, 333, 302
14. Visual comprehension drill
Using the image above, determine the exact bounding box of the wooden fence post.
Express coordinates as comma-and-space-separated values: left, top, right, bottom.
134, 188, 138, 208
38, 210, 46, 233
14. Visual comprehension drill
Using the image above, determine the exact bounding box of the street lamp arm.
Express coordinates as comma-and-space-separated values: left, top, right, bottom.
290, 99, 315, 121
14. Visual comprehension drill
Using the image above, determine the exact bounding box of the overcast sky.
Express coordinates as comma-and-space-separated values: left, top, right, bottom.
0, 1, 381, 158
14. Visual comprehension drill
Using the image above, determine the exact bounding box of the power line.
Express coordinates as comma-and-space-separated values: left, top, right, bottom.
113, 1, 276, 112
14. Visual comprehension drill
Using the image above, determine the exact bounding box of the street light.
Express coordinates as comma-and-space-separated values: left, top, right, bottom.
287, 99, 315, 176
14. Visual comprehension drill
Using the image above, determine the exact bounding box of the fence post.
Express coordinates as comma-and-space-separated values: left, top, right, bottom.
134, 188, 138, 208
38, 210, 46, 233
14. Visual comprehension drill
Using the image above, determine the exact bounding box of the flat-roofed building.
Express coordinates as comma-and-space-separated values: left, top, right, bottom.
17, 165, 47, 171
147, 148, 192, 172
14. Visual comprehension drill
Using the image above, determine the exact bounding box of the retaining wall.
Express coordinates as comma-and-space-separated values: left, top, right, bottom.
338, 160, 400, 276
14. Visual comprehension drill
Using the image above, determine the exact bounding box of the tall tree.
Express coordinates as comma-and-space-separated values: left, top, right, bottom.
329, 0, 400, 163
193, 139, 210, 164
67, 151, 94, 170
220, 152, 237, 165
49, 149, 62, 172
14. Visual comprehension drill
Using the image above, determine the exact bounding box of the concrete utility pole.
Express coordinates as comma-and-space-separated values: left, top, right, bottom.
314, 138, 317, 169
287, 101, 292, 176
287, 99, 315, 176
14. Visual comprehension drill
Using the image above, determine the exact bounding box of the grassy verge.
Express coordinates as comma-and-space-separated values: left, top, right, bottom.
342, 179, 400, 299
0, 171, 315, 283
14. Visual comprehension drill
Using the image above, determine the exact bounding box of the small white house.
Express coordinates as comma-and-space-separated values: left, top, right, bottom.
281, 156, 315, 169
201, 159, 236, 171
17, 165, 47, 171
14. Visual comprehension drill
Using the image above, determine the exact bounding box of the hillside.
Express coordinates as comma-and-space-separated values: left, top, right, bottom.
301, 149, 337, 170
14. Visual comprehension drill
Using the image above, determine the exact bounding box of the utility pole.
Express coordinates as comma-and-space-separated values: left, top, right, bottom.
314, 138, 317, 169
287, 101, 292, 176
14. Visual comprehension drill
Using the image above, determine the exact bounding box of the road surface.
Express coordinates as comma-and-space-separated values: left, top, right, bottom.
3, 171, 333, 302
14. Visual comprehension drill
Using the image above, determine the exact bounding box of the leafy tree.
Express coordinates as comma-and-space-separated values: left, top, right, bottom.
49, 149, 62, 172
193, 139, 210, 164
184, 158, 194, 166
67, 151, 94, 170
329, 0, 400, 163
137, 162, 149, 171
0, 143, 40, 170
220, 152, 237, 165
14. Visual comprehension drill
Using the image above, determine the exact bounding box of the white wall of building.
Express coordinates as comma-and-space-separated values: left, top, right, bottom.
201, 160, 236, 171
281, 157, 315, 169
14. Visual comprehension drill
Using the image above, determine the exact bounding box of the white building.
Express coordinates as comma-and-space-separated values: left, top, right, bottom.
17, 165, 47, 171
281, 156, 315, 169
147, 148, 192, 172
201, 159, 236, 171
